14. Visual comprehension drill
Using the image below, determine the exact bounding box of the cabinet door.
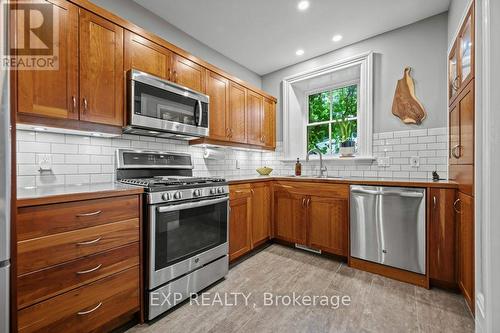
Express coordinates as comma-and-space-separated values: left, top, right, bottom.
206, 71, 230, 141
250, 183, 271, 246
246, 90, 263, 145
273, 190, 306, 244
458, 83, 474, 165
124, 31, 171, 79
262, 98, 276, 148
228, 82, 247, 143
429, 188, 456, 286
449, 103, 460, 165
79, 9, 124, 126
448, 42, 459, 103
17, 0, 79, 119
229, 195, 252, 261
457, 192, 474, 313
308, 196, 348, 256
459, 9, 474, 85
172, 54, 206, 93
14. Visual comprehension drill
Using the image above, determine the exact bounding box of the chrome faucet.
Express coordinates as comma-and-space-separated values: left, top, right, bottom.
306, 148, 327, 178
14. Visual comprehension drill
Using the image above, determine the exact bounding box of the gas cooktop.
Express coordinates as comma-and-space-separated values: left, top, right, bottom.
119, 176, 226, 191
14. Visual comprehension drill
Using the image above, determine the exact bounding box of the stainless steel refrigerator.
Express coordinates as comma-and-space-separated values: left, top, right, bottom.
0, 0, 11, 331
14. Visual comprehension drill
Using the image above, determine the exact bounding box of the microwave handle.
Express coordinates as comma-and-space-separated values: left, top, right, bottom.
196, 100, 203, 126
157, 196, 228, 213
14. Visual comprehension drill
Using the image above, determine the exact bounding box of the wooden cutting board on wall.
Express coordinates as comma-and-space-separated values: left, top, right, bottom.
392, 67, 427, 124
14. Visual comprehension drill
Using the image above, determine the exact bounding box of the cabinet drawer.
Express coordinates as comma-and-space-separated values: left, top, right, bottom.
18, 218, 139, 275
229, 184, 252, 200
273, 181, 349, 198
18, 267, 139, 333
18, 195, 140, 241
18, 242, 139, 309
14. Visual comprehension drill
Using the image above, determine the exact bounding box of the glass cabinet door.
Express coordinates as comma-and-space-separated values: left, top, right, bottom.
448, 45, 459, 101
460, 15, 472, 83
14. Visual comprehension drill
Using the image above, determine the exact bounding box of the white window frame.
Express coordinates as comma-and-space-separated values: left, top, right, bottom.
305, 80, 360, 156
282, 51, 373, 161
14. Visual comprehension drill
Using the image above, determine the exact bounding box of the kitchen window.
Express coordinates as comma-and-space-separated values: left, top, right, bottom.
282, 51, 373, 161
307, 84, 358, 155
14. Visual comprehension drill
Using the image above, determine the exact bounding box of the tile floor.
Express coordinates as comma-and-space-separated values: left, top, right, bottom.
128, 244, 474, 333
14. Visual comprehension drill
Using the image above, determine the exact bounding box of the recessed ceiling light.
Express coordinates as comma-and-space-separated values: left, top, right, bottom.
295, 49, 305, 56
332, 34, 343, 42
297, 1, 309, 11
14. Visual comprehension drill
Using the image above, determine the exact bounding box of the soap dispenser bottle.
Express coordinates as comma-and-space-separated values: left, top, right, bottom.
295, 158, 302, 176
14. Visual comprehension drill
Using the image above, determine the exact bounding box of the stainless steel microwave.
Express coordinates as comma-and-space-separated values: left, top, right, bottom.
124, 69, 209, 140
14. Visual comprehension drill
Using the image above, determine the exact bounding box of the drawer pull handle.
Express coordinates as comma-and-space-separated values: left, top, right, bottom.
76, 210, 102, 217
453, 198, 462, 214
77, 302, 102, 316
76, 237, 102, 246
76, 264, 102, 275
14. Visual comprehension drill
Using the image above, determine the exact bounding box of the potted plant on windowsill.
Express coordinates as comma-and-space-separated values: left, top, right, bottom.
338, 117, 356, 157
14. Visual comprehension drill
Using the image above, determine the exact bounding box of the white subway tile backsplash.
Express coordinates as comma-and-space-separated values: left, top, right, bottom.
428, 128, 447, 136
16, 127, 448, 186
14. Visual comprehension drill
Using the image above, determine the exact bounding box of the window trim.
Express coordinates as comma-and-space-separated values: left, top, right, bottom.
305, 81, 360, 156
282, 51, 373, 160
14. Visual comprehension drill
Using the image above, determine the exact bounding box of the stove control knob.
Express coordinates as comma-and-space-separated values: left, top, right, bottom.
217, 187, 224, 194
162, 193, 172, 201
210, 188, 217, 195
174, 191, 182, 200
193, 189, 202, 197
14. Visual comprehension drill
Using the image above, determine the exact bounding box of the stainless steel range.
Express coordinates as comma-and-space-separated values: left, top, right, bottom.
116, 149, 229, 320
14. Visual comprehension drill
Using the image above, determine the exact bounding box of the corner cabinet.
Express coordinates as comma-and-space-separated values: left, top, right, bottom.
16, 3, 124, 131
229, 182, 272, 262
273, 182, 349, 257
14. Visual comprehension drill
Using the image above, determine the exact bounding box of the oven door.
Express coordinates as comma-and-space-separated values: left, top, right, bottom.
129, 71, 209, 137
148, 196, 228, 289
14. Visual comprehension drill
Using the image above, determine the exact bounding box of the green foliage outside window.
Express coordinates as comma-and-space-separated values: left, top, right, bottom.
307, 85, 358, 155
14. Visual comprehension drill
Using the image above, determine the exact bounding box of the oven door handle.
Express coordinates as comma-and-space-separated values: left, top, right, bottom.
157, 196, 229, 213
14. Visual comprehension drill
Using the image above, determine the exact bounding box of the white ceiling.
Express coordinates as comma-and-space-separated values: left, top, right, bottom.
134, 0, 450, 76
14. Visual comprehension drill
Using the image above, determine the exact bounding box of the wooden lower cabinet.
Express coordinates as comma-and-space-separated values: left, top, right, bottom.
273, 183, 348, 256
18, 267, 139, 333
229, 183, 272, 261
308, 195, 348, 256
229, 187, 252, 261
250, 183, 271, 246
457, 192, 475, 313
16, 192, 143, 332
429, 188, 457, 287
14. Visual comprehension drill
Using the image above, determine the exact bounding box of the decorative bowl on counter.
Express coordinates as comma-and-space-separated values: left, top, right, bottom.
256, 166, 273, 176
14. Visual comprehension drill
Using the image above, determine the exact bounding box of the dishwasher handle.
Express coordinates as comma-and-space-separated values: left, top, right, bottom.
350, 188, 381, 195
382, 190, 424, 198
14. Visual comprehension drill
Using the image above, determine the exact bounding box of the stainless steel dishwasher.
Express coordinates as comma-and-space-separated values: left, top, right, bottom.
350, 185, 426, 274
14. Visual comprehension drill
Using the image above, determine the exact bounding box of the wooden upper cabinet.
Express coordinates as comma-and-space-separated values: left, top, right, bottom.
124, 31, 171, 79
449, 103, 459, 165
429, 188, 457, 287
246, 90, 264, 145
448, 43, 459, 104
457, 192, 475, 313
206, 71, 230, 141
250, 183, 271, 246
16, 0, 79, 120
262, 98, 276, 148
308, 196, 348, 256
79, 9, 124, 126
172, 54, 206, 93
228, 82, 247, 143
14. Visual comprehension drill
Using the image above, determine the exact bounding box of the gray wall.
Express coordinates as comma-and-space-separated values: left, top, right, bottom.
262, 13, 448, 140
448, 0, 472, 46
90, 0, 262, 88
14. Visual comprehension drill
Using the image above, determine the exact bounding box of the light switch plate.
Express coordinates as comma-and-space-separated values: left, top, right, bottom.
410, 156, 420, 167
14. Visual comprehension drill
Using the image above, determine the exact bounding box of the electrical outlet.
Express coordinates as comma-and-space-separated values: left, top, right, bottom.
38, 154, 52, 171
410, 156, 420, 168
377, 157, 390, 167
